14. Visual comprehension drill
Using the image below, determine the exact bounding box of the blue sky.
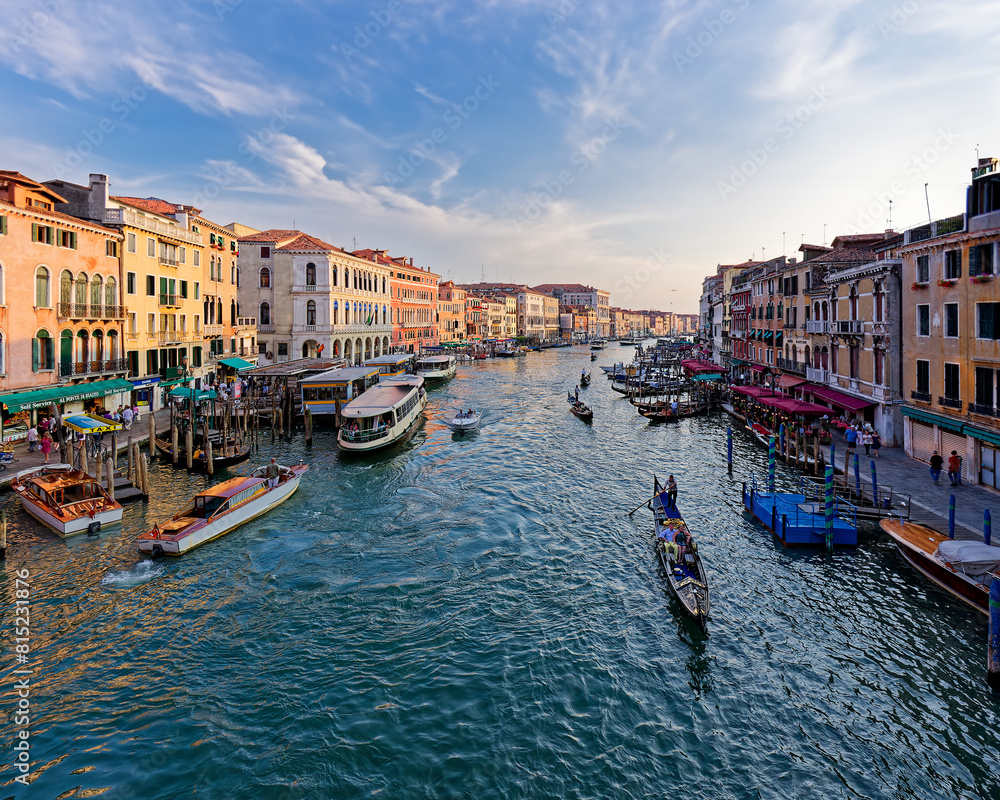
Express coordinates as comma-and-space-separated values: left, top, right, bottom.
2, 0, 998, 313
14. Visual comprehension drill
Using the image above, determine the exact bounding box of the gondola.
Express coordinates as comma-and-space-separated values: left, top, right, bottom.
579, 371, 592, 386
567, 396, 593, 421
590, 353, 597, 361
153, 435, 252, 472
651, 476, 710, 631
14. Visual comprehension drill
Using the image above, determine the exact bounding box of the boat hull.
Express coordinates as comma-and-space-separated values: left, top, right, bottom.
416, 365, 457, 381
338, 394, 427, 452
11, 465, 124, 537
17, 496, 122, 537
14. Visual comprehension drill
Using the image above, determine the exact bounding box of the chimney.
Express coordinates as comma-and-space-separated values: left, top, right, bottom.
88, 173, 109, 222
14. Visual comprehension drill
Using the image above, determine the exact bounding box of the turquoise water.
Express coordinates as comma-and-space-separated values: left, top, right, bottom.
2, 347, 999, 799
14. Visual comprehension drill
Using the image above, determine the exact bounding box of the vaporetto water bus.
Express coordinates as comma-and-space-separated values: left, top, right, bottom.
337, 374, 428, 452
362, 354, 413, 377
414, 354, 457, 381
299, 366, 381, 416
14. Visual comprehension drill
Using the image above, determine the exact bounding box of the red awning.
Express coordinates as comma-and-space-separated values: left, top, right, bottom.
775, 375, 806, 390
807, 385, 875, 412
680, 359, 723, 374
729, 385, 782, 399
757, 395, 834, 416
750, 364, 767, 373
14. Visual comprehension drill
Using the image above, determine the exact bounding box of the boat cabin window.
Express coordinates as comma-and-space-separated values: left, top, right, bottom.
195, 495, 226, 517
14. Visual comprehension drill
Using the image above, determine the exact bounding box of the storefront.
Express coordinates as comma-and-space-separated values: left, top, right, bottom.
0, 378, 133, 442
129, 377, 161, 414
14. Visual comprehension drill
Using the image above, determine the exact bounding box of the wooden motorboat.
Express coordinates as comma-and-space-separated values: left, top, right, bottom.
11, 464, 123, 537
880, 518, 1000, 615
637, 400, 709, 421
137, 463, 308, 556
154, 435, 252, 471
652, 477, 710, 630
449, 409, 481, 432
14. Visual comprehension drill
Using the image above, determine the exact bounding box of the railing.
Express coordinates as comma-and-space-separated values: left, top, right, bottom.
938, 396, 963, 410
969, 403, 1000, 418
203, 324, 223, 336
835, 320, 865, 335
292, 284, 319, 292
160, 257, 179, 267
911, 390, 931, 402
340, 426, 391, 444
806, 366, 829, 383
159, 294, 178, 307
58, 303, 127, 320
59, 358, 128, 378
783, 322, 798, 329
104, 207, 202, 245
805, 321, 829, 334
776, 357, 807, 374
258, 324, 275, 333
157, 330, 186, 345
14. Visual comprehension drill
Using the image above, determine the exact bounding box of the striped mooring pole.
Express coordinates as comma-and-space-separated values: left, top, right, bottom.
824, 465, 835, 553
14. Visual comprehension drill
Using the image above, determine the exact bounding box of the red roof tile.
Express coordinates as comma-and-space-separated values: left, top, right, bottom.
275, 233, 340, 252
239, 229, 301, 243
111, 196, 181, 216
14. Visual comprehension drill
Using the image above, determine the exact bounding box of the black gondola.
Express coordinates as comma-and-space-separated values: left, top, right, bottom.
579, 371, 592, 386
153, 436, 252, 472
651, 476, 710, 631
568, 398, 593, 421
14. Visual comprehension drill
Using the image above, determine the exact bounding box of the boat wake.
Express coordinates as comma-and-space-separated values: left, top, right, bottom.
101, 560, 164, 587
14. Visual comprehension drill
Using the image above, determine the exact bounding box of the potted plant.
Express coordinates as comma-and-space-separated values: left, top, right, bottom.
937, 278, 957, 287
911, 281, 928, 290
970, 274, 994, 284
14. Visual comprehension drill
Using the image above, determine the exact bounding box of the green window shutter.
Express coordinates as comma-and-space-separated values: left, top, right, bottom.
31, 338, 38, 371
71, 231, 78, 249
0, 215, 6, 234
970, 246, 981, 277
31, 223, 38, 242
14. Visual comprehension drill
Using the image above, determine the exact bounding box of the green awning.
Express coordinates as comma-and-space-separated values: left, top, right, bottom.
219, 357, 255, 371
962, 423, 1000, 448
901, 405, 965, 435
1, 378, 133, 414
693, 374, 724, 381
169, 387, 218, 403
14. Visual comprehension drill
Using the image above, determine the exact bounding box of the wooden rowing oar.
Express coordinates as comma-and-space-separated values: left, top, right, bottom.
627, 491, 660, 517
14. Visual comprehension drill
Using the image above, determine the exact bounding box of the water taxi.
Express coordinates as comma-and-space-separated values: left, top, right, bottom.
12, 464, 123, 536
589, 339, 606, 351
136, 462, 308, 556
300, 366, 381, 416
414, 354, 458, 381
449, 409, 481, 432
362, 354, 413, 377
338, 375, 427, 452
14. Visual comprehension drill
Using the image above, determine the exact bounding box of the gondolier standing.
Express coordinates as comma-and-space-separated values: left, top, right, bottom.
666, 475, 678, 508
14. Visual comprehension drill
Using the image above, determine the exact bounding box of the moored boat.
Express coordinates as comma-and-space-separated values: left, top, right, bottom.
652, 477, 710, 630
153, 436, 252, 471
589, 339, 606, 351
338, 374, 427, 452
415, 354, 458, 381
137, 463, 307, 556
880, 519, 1000, 615
12, 464, 123, 537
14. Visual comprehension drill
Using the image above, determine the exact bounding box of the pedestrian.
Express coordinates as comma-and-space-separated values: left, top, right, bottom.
666, 474, 678, 508
948, 450, 963, 486
132, 404, 141, 424
26, 424, 38, 453
862, 428, 873, 456
845, 424, 857, 453
871, 431, 881, 458
929, 450, 944, 485
122, 405, 134, 430
39, 431, 52, 464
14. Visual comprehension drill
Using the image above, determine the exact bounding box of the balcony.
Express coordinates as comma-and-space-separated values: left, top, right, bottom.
872, 385, 892, 402
236, 316, 257, 330
911, 390, 932, 403
203, 324, 223, 337
805, 321, 829, 334
159, 256, 179, 268
157, 330, 188, 345
292, 284, 320, 292
776, 357, 807, 374
258, 324, 275, 333
57, 303, 128, 321
104, 207, 202, 246
158, 294, 179, 308
59, 358, 129, 379
806, 366, 829, 383
835, 320, 865, 335
970, 403, 1000, 418
938, 396, 963, 410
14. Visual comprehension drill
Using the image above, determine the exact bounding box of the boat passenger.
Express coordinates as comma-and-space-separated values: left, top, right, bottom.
674, 526, 687, 561
265, 458, 281, 489
661, 524, 679, 560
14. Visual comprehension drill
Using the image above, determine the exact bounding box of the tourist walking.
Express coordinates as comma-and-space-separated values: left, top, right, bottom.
845, 425, 857, 453
122, 405, 133, 430
948, 450, 963, 486
132, 404, 141, 424
26, 424, 38, 453
862, 428, 873, 456
871, 431, 881, 458
39, 431, 53, 464
929, 451, 944, 485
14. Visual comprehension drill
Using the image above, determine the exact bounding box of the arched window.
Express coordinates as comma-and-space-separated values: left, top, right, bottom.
849, 286, 859, 320
36, 267, 51, 307
259, 302, 271, 325
231, 299, 237, 326
332, 300, 339, 325
306, 262, 316, 286
306, 300, 316, 326
260, 267, 271, 288
0, 262, 5, 305
91, 275, 103, 310
344, 268, 349, 289
33, 329, 54, 371
231, 265, 236, 284
216, 299, 222, 322
106, 277, 117, 310
332, 267, 338, 287
60, 269, 72, 306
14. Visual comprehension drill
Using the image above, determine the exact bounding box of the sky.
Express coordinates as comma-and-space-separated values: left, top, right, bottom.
2, 0, 999, 314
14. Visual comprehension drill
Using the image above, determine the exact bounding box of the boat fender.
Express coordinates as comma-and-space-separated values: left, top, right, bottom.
87, 520, 101, 535
151, 544, 164, 559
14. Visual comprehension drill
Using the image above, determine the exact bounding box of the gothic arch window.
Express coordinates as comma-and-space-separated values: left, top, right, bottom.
306, 300, 316, 326
259, 302, 271, 325
60, 269, 73, 305
306, 262, 316, 286
260, 267, 271, 288
75, 273, 87, 306
106, 277, 117, 309
36, 267, 51, 307
91, 275, 103, 309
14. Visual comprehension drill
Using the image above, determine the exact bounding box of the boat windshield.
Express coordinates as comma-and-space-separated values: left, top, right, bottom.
194, 495, 226, 518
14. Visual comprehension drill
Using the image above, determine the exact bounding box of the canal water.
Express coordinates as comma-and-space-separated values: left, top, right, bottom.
2, 347, 999, 799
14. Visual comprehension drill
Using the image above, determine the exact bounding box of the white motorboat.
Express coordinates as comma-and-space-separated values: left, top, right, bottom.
11, 464, 123, 537
450, 409, 481, 432
136, 463, 308, 556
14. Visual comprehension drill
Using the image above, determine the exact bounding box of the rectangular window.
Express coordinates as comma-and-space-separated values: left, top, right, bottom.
127, 272, 136, 294
277, 342, 288, 356
147, 349, 158, 375
106, 239, 118, 257
57, 230, 78, 249
31, 224, 54, 244
975, 367, 995, 408
147, 312, 156, 334
129, 313, 137, 335
916, 255, 929, 283
180, 280, 188, 299
261, 246, 271, 259
0, 215, 7, 235
195, 315, 200, 332
969, 243, 994, 276
944, 363, 960, 400
179, 246, 186, 264
126, 232, 136, 253
944, 303, 959, 337
193, 346, 202, 368
978, 302, 1000, 339
194, 282, 200, 300
945, 249, 962, 280
146, 275, 156, 296
193, 250, 200, 267
147, 237, 155, 258
917, 304, 930, 336
916, 360, 930, 394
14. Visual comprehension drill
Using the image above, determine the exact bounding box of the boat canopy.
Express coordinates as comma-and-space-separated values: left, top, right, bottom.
935, 540, 1000, 576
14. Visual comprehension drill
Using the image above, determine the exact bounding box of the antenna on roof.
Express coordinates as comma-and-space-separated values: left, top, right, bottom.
924, 183, 932, 225
822, 223, 826, 246
782, 232, 786, 257
353, 235, 357, 250
887, 199, 892, 229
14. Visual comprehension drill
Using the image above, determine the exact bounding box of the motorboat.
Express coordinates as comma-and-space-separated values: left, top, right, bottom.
450, 409, 481, 432
11, 464, 123, 537
137, 463, 308, 556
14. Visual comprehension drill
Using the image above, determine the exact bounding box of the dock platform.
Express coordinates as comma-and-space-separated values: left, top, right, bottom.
743, 476, 858, 547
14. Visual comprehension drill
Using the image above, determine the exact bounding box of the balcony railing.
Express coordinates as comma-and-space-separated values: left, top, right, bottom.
938, 396, 963, 410
911, 390, 931, 402
292, 284, 319, 292
159, 294, 179, 307
258, 324, 275, 333
835, 320, 865, 335
104, 207, 203, 246
203, 324, 223, 336
806, 366, 829, 383
160, 257, 179, 267
783, 322, 798, 329
776, 357, 807, 374
340, 427, 391, 445
59, 358, 128, 379
805, 321, 829, 334
157, 330, 188, 345
969, 403, 1000, 418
